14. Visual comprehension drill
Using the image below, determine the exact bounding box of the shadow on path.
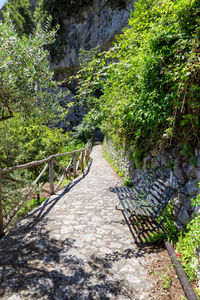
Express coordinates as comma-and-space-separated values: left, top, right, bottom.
0, 224, 135, 299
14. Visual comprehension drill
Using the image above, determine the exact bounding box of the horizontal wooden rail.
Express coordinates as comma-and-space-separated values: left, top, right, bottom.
0, 149, 85, 174
0, 139, 93, 238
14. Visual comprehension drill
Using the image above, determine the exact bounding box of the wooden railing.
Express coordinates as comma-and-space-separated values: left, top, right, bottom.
0, 139, 93, 238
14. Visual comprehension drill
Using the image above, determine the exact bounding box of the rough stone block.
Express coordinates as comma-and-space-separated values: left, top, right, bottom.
177, 192, 188, 204
174, 163, 186, 185
178, 207, 190, 225
197, 157, 200, 168
186, 164, 196, 179
151, 159, 160, 169
185, 179, 198, 196
160, 155, 167, 167
184, 199, 194, 212
168, 173, 178, 189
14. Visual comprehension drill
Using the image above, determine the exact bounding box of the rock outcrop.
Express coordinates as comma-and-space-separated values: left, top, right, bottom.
50, 0, 135, 130
51, 0, 135, 81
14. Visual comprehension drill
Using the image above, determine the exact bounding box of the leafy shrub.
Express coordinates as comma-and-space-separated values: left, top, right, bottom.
0, 12, 64, 123
146, 203, 178, 244
76, 0, 200, 151
5, 0, 34, 35
176, 194, 200, 281
0, 115, 70, 169
16, 197, 46, 219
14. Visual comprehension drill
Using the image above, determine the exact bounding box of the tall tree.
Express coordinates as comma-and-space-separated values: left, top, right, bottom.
0, 12, 63, 123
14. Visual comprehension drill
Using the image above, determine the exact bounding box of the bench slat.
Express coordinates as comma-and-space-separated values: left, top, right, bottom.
126, 187, 155, 216
116, 189, 132, 217
116, 188, 137, 213
117, 187, 144, 216
126, 188, 153, 216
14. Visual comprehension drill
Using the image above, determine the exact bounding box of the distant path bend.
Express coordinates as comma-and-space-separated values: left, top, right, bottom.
0, 144, 155, 300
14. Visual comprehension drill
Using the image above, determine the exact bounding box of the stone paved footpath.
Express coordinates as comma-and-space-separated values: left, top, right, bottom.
0, 144, 156, 300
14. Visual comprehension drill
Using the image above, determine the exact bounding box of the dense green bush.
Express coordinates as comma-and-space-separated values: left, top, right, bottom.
0, 116, 69, 169
0, 12, 64, 124
76, 0, 200, 151
176, 194, 200, 281
5, 0, 34, 35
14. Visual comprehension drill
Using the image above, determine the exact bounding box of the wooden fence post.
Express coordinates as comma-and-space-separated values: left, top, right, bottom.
0, 173, 5, 238
81, 150, 84, 172
86, 147, 89, 164
73, 153, 77, 178
49, 159, 54, 195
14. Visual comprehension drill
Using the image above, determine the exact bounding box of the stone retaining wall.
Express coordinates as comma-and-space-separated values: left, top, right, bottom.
103, 137, 200, 228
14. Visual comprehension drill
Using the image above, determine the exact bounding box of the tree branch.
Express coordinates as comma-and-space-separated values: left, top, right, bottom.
0, 113, 13, 122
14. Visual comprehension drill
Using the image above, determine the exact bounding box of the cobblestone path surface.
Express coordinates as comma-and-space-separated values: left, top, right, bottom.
0, 144, 156, 300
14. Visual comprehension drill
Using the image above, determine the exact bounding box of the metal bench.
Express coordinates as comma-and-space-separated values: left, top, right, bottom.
113, 172, 176, 243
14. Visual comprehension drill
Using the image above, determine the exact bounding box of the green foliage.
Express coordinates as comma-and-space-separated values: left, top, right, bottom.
0, 115, 69, 169
166, 160, 174, 170
123, 177, 133, 187
57, 139, 85, 170
0, 13, 72, 222
146, 203, 178, 244
0, 12, 64, 123
176, 193, 200, 281
1, 130, 84, 222
179, 144, 194, 157
132, 148, 144, 169
160, 272, 172, 289
132, 0, 157, 18
76, 0, 200, 150
0, 12, 70, 174
72, 108, 103, 142
16, 197, 46, 219
0, 9, 80, 226
72, 121, 94, 143
179, 143, 197, 165
0, 115, 70, 218
6, 0, 34, 35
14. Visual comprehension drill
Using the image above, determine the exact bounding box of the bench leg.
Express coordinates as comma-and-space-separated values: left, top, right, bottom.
134, 208, 167, 243
116, 202, 121, 211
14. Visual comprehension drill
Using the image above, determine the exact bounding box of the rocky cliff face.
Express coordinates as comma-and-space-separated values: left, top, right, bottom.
51, 0, 135, 82
50, 0, 135, 130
